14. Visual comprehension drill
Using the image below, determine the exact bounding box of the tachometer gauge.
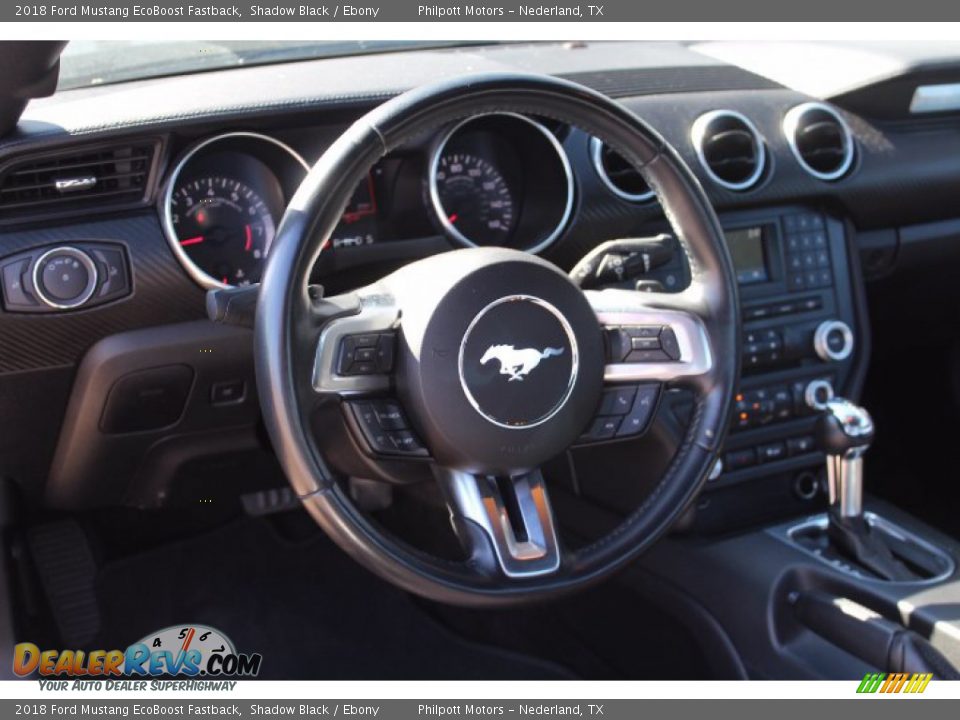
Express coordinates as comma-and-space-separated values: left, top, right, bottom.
161, 132, 308, 289
433, 153, 516, 245
170, 175, 276, 286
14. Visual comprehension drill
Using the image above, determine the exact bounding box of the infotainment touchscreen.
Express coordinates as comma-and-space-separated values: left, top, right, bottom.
725, 225, 769, 285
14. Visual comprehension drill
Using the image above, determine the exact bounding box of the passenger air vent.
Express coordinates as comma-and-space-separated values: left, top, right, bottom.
691, 110, 766, 191
0, 140, 160, 220
784, 102, 855, 181
590, 137, 655, 202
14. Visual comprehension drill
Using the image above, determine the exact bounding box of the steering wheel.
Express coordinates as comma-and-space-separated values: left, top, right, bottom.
255, 73, 739, 606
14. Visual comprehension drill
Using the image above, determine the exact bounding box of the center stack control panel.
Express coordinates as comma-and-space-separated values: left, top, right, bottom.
670, 207, 860, 493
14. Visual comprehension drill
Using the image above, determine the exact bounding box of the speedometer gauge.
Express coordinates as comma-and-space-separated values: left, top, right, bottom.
434, 153, 516, 245
428, 113, 574, 254
170, 176, 276, 286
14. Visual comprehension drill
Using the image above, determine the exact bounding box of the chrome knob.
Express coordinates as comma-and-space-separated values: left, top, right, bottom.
804, 378, 834, 411
32, 246, 99, 310
814, 320, 854, 362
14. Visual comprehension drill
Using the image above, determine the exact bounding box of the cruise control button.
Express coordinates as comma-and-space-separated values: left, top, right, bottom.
373, 400, 407, 430
598, 386, 637, 416
349, 402, 408, 455
388, 431, 428, 456
616, 384, 660, 437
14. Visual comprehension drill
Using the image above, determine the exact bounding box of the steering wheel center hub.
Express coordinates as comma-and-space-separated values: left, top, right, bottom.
459, 295, 578, 429
392, 249, 604, 474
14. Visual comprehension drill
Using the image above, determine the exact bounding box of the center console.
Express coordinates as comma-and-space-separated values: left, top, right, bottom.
671, 206, 865, 529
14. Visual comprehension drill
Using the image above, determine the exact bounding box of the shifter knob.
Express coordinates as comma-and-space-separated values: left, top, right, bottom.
816, 397, 873, 519
816, 398, 874, 456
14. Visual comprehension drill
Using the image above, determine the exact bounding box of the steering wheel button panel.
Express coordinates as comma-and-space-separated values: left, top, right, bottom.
616, 384, 661, 438
337, 332, 397, 376
346, 400, 429, 458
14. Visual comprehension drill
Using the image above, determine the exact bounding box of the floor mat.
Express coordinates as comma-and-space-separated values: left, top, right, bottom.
92, 515, 573, 680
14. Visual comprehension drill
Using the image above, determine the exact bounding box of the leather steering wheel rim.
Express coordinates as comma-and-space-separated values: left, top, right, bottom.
255, 72, 740, 607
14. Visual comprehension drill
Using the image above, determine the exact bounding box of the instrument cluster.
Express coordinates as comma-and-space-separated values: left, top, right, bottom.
160, 114, 582, 289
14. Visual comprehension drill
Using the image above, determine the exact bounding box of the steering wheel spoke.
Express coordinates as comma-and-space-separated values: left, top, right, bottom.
437, 467, 562, 579
586, 287, 715, 388
311, 288, 401, 397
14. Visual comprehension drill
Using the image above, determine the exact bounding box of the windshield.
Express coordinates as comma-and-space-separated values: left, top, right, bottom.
58, 40, 492, 91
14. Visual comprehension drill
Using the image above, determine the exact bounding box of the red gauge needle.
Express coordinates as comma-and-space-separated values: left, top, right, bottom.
180, 236, 205, 246
448, 214, 458, 223
244, 225, 253, 252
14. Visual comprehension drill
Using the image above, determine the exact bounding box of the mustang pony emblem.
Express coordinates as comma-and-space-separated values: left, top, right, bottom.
480, 344, 565, 382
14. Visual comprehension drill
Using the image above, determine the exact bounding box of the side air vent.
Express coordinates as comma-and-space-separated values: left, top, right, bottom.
0, 140, 160, 221
691, 110, 766, 191
784, 102, 855, 181
590, 137, 655, 202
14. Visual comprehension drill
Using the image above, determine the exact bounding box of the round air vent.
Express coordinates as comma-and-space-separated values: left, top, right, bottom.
589, 137, 655, 202
784, 102, 855, 181
691, 110, 767, 191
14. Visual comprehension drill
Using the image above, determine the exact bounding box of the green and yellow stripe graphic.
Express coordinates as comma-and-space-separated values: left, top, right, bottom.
857, 672, 933, 694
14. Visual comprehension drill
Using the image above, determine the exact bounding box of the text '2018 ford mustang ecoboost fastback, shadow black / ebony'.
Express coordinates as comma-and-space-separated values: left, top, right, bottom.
2, 39, 960, 681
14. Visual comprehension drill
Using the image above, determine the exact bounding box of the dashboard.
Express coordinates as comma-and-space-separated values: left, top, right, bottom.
3, 40, 960, 523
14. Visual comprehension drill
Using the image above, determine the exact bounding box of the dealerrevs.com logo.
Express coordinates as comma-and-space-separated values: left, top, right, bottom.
13, 624, 262, 683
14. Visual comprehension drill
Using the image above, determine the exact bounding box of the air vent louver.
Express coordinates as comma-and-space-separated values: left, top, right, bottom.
0, 141, 157, 218
691, 110, 766, 191
590, 137, 655, 202
784, 102, 855, 181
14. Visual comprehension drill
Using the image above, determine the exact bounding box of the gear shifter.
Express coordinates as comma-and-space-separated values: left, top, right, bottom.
815, 398, 914, 581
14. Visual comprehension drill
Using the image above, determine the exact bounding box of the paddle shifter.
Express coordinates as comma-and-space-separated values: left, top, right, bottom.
814, 398, 914, 581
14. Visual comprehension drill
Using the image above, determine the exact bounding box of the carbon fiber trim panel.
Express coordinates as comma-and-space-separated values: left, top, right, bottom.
0, 212, 206, 374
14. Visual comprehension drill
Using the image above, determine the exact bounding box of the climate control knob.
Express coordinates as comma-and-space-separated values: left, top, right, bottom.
804, 378, 835, 411
32, 246, 99, 310
813, 320, 854, 362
